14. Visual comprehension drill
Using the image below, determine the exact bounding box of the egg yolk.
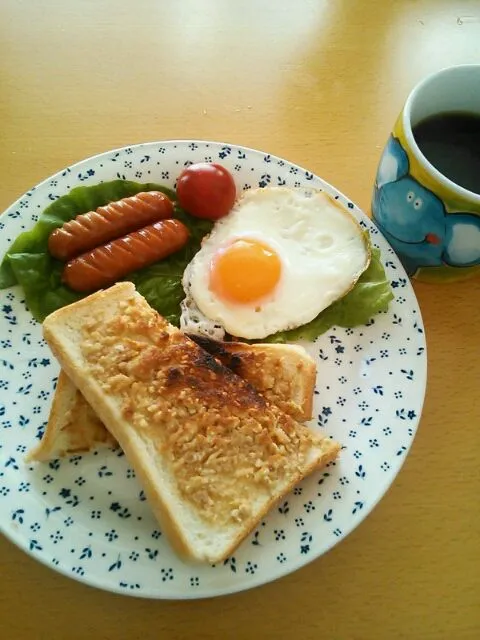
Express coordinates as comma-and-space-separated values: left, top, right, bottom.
210, 239, 282, 304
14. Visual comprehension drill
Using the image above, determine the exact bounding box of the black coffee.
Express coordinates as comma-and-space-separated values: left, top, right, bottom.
412, 111, 480, 194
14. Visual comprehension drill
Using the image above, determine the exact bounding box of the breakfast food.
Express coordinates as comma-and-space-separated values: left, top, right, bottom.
26, 370, 116, 461
0, 176, 393, 339
176, 162, 236, 220
63, 219, 189, 292
188, 335, 316, 421
48, 191, 174, 260
27, 337, 317, 461
181, 187, 371, 340
42, 282, 340, 563
0, 156, 397, 570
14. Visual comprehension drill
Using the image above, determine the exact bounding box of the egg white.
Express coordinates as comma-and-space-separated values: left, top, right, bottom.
181, 187, 370, 340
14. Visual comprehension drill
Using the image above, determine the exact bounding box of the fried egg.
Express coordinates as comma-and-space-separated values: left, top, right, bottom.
181, 187, 370, 340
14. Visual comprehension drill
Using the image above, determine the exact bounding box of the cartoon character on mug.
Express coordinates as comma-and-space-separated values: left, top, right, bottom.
372, 136, 480, 276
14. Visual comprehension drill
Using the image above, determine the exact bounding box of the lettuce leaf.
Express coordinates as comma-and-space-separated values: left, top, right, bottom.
0, 180, 212, 323
263, 247, 394, 343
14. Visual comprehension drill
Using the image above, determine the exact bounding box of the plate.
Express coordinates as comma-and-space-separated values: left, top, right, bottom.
0, 140, 427, 599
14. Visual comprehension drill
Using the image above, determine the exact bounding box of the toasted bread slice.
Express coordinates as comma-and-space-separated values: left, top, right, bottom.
27, 332, 316, 462
41, 282, 340, 563
25, 370, 116, 462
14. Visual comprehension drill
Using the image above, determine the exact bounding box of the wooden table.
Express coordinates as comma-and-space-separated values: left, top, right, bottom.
1, 1, 479, 638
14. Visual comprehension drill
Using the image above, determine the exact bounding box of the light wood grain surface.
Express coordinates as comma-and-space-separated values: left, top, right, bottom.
1, 1, 479, 638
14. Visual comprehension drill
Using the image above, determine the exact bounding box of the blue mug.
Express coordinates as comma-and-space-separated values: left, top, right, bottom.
372, 65, 480, 282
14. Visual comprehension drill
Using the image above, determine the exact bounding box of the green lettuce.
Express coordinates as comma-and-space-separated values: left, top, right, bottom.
0, 179, 393, 339
264, 247, 393, 343
0, 181, 212, 324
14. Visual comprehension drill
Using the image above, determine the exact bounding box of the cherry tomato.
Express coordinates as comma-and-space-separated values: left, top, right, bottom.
176, 162, 236, 220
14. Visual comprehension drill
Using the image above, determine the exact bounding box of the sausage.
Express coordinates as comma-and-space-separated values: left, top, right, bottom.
48, 191, 174, 261
62, 219, 189, 292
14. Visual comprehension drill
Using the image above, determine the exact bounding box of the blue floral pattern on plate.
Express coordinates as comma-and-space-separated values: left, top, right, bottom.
0, 140, 427, 599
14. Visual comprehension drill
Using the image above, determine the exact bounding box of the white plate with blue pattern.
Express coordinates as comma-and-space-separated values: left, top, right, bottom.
0, 141, 427, 599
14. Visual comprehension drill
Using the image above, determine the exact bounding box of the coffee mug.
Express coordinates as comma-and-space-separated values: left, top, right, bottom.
372, 64, 480, 282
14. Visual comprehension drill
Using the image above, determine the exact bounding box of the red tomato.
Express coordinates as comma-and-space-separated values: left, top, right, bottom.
176, 163, 236, 220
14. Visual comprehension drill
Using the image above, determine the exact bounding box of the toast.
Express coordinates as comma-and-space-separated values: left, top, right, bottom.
28, 334, 316, 462
188, 335, 316, 421
26, 370, 116, 462
41, 282, 340, 563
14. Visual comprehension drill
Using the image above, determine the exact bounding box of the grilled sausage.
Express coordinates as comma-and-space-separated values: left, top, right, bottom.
62, 219, 189, 292
48, 191, 174, 261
